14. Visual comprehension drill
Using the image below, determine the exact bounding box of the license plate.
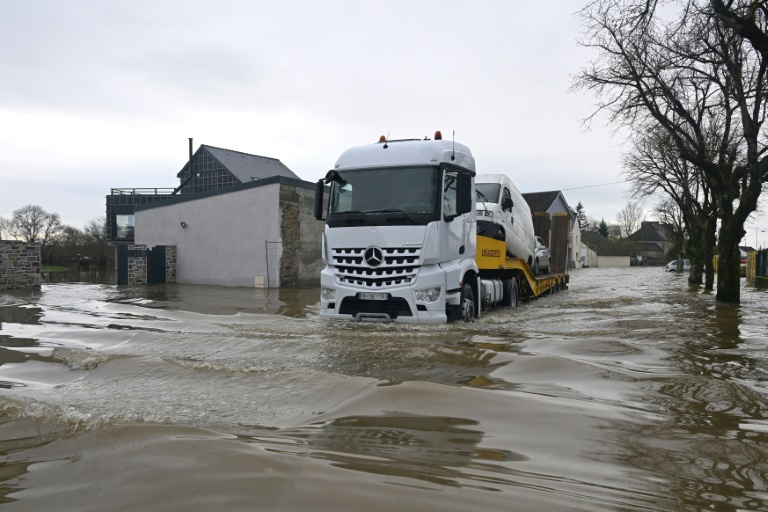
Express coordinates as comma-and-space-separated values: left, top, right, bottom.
358, 292, 389, 300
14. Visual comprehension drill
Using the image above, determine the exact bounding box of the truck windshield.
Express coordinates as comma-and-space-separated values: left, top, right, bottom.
475, 183, 501, 203
327, 166, 439, 226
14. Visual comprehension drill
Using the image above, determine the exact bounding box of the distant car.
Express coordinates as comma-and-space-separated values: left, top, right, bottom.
665, 259, 691, 272
534, 236, 551, 275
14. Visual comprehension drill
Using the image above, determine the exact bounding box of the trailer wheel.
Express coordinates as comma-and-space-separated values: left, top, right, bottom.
460, 283, 475, 322
501, 278, 519, 308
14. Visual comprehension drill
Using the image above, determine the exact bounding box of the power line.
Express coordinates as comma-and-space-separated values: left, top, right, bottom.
561, 180, 628, 191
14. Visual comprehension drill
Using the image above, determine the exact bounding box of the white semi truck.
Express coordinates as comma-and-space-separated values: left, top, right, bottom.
313, 132, 568, 323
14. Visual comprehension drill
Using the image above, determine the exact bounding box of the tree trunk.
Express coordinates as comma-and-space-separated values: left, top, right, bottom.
715, 220, 742, 302
704, 215, 717, 290
687, 219, 704, 285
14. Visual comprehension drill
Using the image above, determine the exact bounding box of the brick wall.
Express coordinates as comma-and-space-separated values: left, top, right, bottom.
0, 241, 42, 290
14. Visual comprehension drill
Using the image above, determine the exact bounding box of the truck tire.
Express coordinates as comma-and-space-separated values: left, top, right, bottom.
460, 283, 475, 322
501, 278, 519, 308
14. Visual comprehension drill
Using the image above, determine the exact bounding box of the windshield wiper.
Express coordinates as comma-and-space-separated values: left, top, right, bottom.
329, 210, 370, 225
332, 210, 366, 215
366, 209, 418, 224
476, 189, 493, 217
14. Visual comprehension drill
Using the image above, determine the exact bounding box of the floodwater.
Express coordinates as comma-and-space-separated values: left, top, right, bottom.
0, 268, 766, 512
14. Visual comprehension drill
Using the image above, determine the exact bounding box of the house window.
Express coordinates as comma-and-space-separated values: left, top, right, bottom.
116, 214, 135, 239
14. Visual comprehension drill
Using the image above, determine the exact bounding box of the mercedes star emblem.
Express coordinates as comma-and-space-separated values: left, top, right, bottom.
364, 246, 383, 267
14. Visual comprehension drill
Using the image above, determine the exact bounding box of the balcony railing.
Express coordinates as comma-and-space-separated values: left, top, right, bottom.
110, 188, 177, 196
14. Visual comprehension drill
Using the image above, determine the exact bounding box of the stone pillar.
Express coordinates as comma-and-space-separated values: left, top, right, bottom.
279, 185, 301, 287
165, 245, 177, 283
0, 241, 41, 290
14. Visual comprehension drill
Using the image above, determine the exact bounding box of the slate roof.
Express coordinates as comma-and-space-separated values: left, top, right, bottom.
581, 231, 632, 256
522, 191, 563, 214
178, 145, 300, 182
628, 221, 671, 242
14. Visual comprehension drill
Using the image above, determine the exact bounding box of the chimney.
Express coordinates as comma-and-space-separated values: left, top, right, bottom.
189, 138, 193, 176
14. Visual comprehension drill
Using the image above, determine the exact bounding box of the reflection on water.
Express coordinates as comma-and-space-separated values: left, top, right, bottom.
0, 269, 765, 511
257, 414, 519, 490
41, 271, 115, 284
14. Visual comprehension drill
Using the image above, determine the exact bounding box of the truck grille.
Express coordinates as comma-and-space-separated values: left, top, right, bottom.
331, 247, 421, 288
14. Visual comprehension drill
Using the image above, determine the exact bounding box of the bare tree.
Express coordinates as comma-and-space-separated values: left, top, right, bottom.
711, 1, 768, 59
0, 216, 8, 240
574, 0, 768, 303
7, 204, 63, 263
50, 225, 86, 265
607, 223, 623, 239
656, 198, 688, 272
623, 127, 717, 286
617, 200, 645, 238
82, 217, 111, 269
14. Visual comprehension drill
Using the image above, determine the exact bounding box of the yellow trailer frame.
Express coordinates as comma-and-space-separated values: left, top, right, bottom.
476, 235, 569, 298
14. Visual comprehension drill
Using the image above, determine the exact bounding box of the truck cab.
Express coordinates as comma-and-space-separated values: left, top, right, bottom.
314, 133, 478, 323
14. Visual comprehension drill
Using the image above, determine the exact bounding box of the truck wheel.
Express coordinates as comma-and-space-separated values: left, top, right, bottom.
460, 283, 475, 322
501, 278, 519, 307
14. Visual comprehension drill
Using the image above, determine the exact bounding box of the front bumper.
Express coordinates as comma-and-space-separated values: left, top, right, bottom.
319, 265, 448, 324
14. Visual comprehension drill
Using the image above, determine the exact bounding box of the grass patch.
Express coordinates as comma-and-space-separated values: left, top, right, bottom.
41, 265, 72, 272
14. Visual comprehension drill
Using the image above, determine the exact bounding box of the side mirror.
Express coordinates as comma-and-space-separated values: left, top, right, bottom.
456, 173, 472, 215
502, 197, 514, 210
314, 180, 325, 220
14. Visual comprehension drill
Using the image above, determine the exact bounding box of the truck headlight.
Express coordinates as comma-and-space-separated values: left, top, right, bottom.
415, 286, 442, 303
321, 286, 335, 301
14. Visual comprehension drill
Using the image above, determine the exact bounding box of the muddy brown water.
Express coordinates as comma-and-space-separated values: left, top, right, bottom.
0, 268, 767, 511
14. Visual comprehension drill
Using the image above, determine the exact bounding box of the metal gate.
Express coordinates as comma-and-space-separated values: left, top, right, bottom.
147, 246, 166, 284
116, 245, 167, 285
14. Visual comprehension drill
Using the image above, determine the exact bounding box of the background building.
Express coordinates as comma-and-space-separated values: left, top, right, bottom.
581, 231, 631, 268
628, 221, 674, 265
107, 144, 325, 287
522, 190, 581, 269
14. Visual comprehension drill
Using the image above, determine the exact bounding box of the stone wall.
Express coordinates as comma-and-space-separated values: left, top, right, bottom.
279, 185, 301, 287
166, 245, 177, 283
278, 183, 326, 287
128, 244, 147, 285
0, 241, 42, 290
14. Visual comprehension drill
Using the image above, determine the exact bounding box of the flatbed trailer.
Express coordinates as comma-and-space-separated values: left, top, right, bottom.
476, 234, 569, 303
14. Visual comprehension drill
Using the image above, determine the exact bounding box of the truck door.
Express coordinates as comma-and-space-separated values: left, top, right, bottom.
443, 171, 464, 256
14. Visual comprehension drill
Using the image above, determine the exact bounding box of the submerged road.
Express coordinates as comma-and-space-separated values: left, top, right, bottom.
0, 267, 767, 511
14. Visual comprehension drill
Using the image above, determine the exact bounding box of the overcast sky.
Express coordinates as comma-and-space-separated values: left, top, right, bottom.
6, 1, 761, 244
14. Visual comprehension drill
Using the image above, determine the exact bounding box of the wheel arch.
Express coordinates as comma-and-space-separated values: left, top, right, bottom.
461, 265, 480, 319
